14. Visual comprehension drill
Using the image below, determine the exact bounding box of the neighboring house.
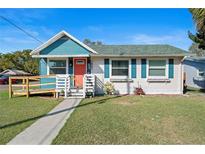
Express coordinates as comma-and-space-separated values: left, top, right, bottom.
31, 30, 189, 96
183, 57, 205, 89
0, 69, 31, 76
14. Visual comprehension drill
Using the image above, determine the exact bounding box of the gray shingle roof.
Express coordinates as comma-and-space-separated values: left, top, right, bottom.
88, 44, 189, 56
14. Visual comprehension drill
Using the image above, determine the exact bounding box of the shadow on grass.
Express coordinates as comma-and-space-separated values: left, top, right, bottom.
0, 95, 121, 129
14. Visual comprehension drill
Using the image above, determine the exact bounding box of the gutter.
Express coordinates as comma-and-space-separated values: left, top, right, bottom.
90, 53, 193, 57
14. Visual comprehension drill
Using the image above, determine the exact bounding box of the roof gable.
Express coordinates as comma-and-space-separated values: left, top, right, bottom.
40, 35, 90, 56
31, 30, 97, 56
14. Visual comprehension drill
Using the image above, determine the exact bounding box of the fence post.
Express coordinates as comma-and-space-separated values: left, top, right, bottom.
26, 77, 29, 98
9, 77, 12, 98
22, 78, 25, 90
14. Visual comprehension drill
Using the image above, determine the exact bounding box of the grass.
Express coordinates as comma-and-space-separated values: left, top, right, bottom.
53, 94, 205, 144
0, 90, 62, 144
185, 86, 205, 94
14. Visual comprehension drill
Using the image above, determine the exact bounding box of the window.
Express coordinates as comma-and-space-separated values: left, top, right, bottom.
198, 69, 204, 77
148, 60, 166, 77
49, 60, 66, 75
112, 60, 129, 76
76, 60, 85, 65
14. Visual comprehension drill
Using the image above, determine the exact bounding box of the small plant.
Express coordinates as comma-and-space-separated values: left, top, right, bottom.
104, 82, 115, 95
60, 89, 65, 96
134, 87, 145, 95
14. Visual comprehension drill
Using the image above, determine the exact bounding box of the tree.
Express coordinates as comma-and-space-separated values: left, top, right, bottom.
188, 8, 205, 49
0, 49, 39, 75
83, 39, 103, 45
83, 39, 92, 46
189, 43, 205, 56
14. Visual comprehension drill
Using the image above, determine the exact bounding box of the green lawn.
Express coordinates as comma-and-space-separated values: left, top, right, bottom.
53, 94, 205, 144
0, 90, 62, 144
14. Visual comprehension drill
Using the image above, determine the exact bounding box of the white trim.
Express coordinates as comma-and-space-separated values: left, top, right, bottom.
197, 69, 205, 77
76, 60, 85, 65
109, 58, 130, 79
32, 54, 90, 58
47, 58, 68, 75
147, 58, 168, 79
30, 30, 98, 55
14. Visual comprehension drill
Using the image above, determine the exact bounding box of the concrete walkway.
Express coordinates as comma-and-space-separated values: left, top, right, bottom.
8, 98, 82, 145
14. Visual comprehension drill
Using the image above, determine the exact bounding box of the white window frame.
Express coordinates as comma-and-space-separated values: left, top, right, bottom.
197, 69, 205, 77
110, 58, 131, 79
76, 60, 85, 65
147, 58, 168, 79
47, 58, 68, 75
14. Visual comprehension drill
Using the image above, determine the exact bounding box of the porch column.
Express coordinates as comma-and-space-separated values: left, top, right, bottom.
69, 58, 74, 87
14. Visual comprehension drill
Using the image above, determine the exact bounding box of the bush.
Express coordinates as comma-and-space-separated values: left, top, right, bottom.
104, 82, 115, 95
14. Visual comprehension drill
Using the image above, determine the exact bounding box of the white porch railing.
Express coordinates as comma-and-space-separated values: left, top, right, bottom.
56, 74, 95, 98
83, 74, 95, 97
56, 74, 70, 98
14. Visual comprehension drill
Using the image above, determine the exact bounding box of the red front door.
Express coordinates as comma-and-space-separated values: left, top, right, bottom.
74, 58, 87, 88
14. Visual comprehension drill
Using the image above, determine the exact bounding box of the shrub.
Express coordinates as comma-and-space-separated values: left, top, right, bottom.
104, 82, 115, 95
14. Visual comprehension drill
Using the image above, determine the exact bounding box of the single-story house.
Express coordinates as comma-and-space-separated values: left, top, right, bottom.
183, 57, 205, 89
31, 30, 189, 96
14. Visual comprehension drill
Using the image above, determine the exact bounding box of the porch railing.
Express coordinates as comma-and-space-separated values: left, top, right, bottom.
56, 74, 70, 98
83, 74, 95, 97
9, 75, 56, 98
56, 74, 95, 98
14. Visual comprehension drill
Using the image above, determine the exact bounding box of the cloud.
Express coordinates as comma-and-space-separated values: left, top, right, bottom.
132, 34, 174, 44
130, 31, 192, 50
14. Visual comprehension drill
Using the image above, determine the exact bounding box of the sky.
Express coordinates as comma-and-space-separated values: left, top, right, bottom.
0, 8, 196, 53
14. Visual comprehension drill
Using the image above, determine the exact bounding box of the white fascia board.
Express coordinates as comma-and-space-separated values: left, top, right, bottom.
30, 30, 98, 55
32, 54, 90, 58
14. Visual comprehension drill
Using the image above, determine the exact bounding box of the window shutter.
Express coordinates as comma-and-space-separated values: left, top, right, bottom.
141, 59, 147, 78
168, 59, 174, 79
131, 59, 137, 78
104, 59, 110, 78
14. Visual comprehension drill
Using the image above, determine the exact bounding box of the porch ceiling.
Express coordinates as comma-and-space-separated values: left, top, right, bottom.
32, 54, 90, 58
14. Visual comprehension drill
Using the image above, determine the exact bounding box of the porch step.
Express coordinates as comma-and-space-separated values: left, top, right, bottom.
66, 92, 85, 98
69, 92, 84, 96
70, 88, 84, 93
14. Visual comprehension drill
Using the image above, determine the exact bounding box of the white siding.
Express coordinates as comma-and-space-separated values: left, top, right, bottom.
91, 57, 184, 95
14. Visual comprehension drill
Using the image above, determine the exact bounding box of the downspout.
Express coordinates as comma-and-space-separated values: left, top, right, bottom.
180, 56, 186, 94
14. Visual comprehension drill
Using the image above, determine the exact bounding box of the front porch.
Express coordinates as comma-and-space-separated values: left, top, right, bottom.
9, 74, 95, 99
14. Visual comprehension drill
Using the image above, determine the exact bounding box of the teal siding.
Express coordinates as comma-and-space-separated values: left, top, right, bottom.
40, 36, 90, 56
131, 59, 136, 78
39, 58, 56, 89
141, 59, 147, 78
168, 59, 174, 79
104, 59, 110, 78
